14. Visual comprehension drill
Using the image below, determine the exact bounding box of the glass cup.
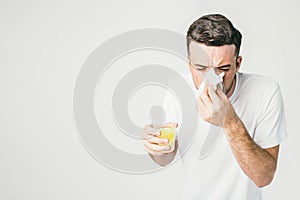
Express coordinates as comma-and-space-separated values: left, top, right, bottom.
158, 127, 176, 152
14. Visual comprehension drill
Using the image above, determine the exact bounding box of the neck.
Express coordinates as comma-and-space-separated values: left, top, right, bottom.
226, 74, 236, 98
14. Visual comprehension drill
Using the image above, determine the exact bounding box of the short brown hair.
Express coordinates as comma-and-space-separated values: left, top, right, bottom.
187, 14, 242, 56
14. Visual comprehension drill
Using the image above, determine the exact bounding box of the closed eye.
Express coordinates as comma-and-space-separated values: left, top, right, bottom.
216, 64, 231, 71
218, 68, 230, 71
196, 67, 207, 71
193, 64, 209, 71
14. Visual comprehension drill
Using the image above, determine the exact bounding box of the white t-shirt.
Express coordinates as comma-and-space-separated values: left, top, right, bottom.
162, 72, 287, 200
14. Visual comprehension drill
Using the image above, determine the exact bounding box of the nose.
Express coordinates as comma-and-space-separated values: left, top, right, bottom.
210, 67, 226, 80
213, 67, 222, 75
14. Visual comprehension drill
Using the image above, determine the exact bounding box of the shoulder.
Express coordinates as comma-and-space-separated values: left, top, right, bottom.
238, 72, 279, 87
234, 72, 283, 110
237, 72, 280, 95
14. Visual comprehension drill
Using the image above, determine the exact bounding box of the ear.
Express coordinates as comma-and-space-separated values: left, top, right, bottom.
236, 56, 242, 72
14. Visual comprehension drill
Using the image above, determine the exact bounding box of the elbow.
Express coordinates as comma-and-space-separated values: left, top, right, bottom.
254, 162, 277, 188
253, 174, 275, 188
255, 180, 272, 188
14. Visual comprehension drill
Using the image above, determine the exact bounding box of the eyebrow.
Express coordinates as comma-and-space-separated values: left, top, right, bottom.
193, 64, 231, 68
216, 64, 231, 69
193, 64, 209, 68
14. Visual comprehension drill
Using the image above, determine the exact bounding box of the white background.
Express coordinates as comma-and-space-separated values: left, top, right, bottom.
0, 0, 299, 199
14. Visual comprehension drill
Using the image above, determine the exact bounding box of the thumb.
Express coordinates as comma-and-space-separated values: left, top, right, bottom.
162, 122, 178, 128
216, 84, 228, 100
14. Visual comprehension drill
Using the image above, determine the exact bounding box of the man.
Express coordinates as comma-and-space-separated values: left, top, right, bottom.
143, 14, 287, 199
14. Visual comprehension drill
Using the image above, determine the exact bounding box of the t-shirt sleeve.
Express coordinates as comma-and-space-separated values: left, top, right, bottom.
253, 84, 287, 148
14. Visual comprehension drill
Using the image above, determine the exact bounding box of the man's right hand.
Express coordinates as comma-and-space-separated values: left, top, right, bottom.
142, 122, 178, 156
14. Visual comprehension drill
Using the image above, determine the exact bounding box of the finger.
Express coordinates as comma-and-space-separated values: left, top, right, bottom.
147, 136, 169, 145
196, 99, 211, 121
143, 124, 160, 136
143, 140, 171, 152
144, 145, 171, 156
216, 84, 228, 100
161, 122, 178, 128
206, 82, 220, 103
196, 96, 206, 112
198, 87, 213, 110
196, 97, 210, 118
205, 85, 209, 94
199, 88, 213, 107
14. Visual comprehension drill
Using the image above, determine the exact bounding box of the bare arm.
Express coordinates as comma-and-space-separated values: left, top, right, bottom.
224, 117, 279, 188
197, 84, 280, 187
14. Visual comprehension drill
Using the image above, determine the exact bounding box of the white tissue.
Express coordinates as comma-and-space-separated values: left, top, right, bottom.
197, 68, 225, 95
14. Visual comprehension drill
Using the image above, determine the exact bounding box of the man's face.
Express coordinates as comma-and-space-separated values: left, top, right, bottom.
188, 40, 242, 97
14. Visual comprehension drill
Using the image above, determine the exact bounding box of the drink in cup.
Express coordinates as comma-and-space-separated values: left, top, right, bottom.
159, 127, 176, 152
